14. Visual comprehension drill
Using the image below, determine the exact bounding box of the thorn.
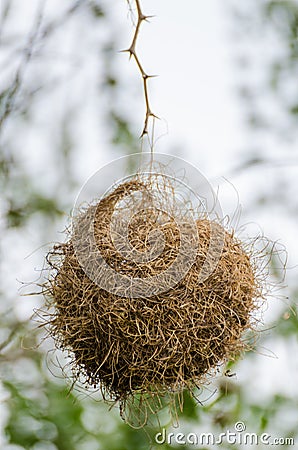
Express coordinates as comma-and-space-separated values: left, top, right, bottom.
143, 73, 157, 80
140, 14, 155, 22
120, 47, 135, 54
120, 48, 135, 60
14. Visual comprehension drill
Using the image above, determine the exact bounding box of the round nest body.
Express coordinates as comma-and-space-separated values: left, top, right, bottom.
44, 177, 261, 409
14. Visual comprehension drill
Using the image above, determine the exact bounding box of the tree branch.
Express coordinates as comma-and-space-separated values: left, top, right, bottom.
124, 0, 157, 137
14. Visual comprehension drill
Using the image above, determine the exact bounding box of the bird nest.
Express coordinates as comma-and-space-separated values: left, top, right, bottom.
42, 174, 263, 424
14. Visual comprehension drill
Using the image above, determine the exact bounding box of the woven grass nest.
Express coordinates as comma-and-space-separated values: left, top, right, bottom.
43, 174, 262, 421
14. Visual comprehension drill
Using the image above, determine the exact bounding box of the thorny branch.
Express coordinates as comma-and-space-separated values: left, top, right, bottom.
124, 0, 157, 137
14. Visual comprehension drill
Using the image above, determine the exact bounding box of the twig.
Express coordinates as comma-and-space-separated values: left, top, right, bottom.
0, 323, 22, 353
0, 1, 83, 133
0, 0, 11, 43
0, 2, 44, 132
123, 0, 157, 137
